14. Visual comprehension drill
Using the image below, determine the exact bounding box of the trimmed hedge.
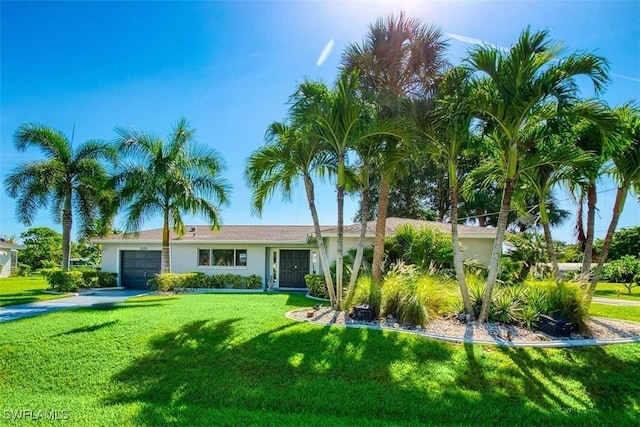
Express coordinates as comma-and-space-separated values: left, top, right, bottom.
45, 270, 119, 292
304, 274, 331, 299
148, 272, 263, 291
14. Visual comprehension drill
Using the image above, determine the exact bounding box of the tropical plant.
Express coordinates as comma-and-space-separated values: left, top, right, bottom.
342, 12, 448, 287
4, 124, 116, 270
412, 65, 476, 319
245, 92, 338, 305
113, 117, 231, 273
465, 28, 609, 322
594, 226, 640, 261
292, 72, 405, 309
386, 224, 454, 272
586, 105, 640, 305
600, 256, 640, 294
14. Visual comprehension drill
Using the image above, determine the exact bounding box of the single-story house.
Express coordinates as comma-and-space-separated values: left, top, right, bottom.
93, 217, 496, 290
0, 239, 26, 278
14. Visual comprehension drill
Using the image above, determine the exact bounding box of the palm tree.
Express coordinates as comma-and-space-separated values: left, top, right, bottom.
586, 104, 640, 306
245, 119, 338, 305
113, 117, 231, 273
293, 72, 406, 309
411, 66, 476, 319
466, 28, 609, 323
342, 12, 448, 286
5, 124, 116, 270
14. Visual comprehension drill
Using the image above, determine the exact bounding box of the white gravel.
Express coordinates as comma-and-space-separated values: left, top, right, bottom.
286, 307, 640, 347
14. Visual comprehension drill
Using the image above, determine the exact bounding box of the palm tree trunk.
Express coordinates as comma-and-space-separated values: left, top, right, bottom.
303, 175, 337, 306
539, 200, 560, 281
581, 182, 597, 279
372, 175, 391, 286
161, 206, 171, 273
585, 186, 627, 307
61, 192, 73, 271
346, 185, 369, 306
478, 175, 517, 323
336, 177, 345, 310
450, 167, 474, 320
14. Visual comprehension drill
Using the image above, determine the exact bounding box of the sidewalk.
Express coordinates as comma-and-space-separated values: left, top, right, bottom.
0, 289, 149, 323
592, 296, 640, 307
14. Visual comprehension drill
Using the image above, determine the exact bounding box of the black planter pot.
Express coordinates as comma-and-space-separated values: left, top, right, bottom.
353, 304, 373, 322
539, 314, 573, 337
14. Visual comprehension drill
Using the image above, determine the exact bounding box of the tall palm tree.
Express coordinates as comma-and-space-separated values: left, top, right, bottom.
113, 118, 231, 273
5, 124, 116, 270
412, 66, 476, 319
342, 12, 448, 286
466, 28, 609, 323
245, 120, 338, 305
586, 104, 640, 306
293, 72, 406, 309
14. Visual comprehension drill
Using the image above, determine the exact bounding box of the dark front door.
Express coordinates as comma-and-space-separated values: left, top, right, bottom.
120, 250, 162, 289
279, 250, 310, 288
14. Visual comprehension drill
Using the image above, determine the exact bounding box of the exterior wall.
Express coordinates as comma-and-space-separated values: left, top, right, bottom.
0, 250, 11, 278
458, 237, 494, 266
323, 236, 374, 266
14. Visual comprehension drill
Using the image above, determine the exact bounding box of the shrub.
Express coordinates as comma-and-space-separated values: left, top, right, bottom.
544, 283, 588, 332
601, 256, 640, 293
491, 287, 524, 324
305, 274, 330, 299
47, 270, 84, 292
381, 270, 432, 327
345, 275, 381, 316
15, 263, 32, 277
386, 224, 453, 272
97, 272, 118, 288
246, 275, 263, 289
151, 273, 183, 292
182, 272, 210, 289
81, 271, 99, 288
40, 268, 61, 279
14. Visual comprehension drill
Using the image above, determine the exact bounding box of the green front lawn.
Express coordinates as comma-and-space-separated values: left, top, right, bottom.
589, 303, 640, 323
594, 282, 640, 301
1, 294, 639, 426
0, 275, 67, 307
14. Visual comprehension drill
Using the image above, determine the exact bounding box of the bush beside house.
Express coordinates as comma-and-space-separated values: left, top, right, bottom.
148, 272, 263, 292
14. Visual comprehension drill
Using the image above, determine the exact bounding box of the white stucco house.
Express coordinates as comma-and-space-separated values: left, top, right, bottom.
92, 217, 496, 290
0, 239, 25, 278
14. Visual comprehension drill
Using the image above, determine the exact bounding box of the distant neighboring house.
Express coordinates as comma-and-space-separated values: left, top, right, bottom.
92, 217, 496, 290
0, 238, 26, 278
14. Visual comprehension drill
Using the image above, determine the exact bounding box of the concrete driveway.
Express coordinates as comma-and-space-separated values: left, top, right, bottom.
0, 289, 150, 323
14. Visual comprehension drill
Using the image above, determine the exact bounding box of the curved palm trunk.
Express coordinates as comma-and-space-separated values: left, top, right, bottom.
303, 175, 337, 306
581, 182, 597, 279
161, 206, 171, 273
478, 174, 517, 323
346, 185, 369, 306
450, 167, 474, 320
585, 186, 627, 307
372, 175, 391, 286
539, 200, 560, 281
61, 192, 73, 271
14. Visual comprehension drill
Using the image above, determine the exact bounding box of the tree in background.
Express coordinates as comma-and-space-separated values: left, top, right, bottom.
594, 226, 640, 261
18, 227, 63, 269
113, 118, 231, 273
4, 124, 116, 270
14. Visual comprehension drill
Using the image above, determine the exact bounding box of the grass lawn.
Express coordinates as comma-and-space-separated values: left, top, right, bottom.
1, 294, 639, 426
0, 275, 67, 307
594, 282, 640, 301
589, 303, 640, 323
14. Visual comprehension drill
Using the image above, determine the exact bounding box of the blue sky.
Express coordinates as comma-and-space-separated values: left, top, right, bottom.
1, 0, 639, 244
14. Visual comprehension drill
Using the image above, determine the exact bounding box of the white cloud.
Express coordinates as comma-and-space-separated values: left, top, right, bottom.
316, 40, 334, 66
611, 72, 640, 83
445, 33, 508, 51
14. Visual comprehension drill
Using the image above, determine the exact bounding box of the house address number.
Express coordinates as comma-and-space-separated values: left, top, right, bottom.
140, 247, 147, 250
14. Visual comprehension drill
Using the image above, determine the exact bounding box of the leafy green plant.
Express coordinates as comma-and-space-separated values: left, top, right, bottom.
47, 270, 83, 292
14, 263, 32, 277
97, 272, 118, 288
491, 289, 523, 324
304, 274, 331, 299
543, 283, 588, 332
181, 272, 210, 289
601, 256, 640, 293
386, 224, 453, 272
344, 275, 381, 315
150, 273, 183, 292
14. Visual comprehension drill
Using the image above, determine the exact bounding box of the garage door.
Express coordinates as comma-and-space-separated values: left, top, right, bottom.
120, 250, 162, 289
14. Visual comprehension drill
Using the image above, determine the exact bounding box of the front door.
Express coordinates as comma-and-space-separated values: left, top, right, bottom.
120, 250, 162, 289
279, 250, 310, 288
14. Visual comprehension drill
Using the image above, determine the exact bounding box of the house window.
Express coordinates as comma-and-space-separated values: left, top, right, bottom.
198, 249, 247, 267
